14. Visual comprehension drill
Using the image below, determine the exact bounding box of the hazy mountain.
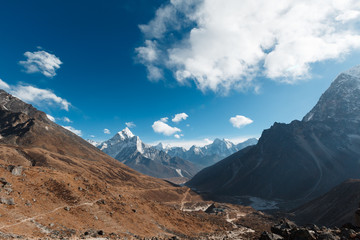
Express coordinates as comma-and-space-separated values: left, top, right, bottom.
158, 138, 258, 167
187, 65, 360, 208
98, 128, 199, 179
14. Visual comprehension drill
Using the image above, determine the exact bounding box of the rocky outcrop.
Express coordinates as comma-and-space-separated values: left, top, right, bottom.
261, 219, 360, 240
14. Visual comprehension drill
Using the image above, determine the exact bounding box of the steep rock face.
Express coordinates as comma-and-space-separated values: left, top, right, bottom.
187, 65, 360, 207
304, 66, 360, 122
98, 128, 199, 179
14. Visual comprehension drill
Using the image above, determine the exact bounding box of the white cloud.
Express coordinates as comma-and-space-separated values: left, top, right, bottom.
19, 50, 62, 77
11, 85, 70, 111
0, 79, 10, 90
0, 79, 70, 111
204, 138, 213, 144
90, 135, 95, 138
230, 115, 253, 128
125, 122, 136, 128
63, 126, 82, 136
160, 117, 169, 122
137, 0, 360, 93
135, 40, 164, 81
104, 128, 111, 134
172, 113, 189, 123
152, 120, 181, 136
46, 114, 55, 122
62, 117, 72, 123
174, 134, 181, 139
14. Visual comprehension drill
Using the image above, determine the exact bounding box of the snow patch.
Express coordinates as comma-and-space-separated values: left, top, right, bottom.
176, 169, 184, 177
344, 65, 360, 79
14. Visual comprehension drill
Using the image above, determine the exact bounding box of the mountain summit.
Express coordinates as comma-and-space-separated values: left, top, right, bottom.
187, 65, 360, 209
304, 65, 360, 122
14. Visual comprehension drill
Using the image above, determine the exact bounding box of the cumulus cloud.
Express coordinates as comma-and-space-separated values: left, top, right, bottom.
160, 117, 169, 122
152, 120, 181, 136
135, 40, 163, 81
62, 117, 72, 123
11, 85, 70, 111
0, 79, 71, 111
19, 50, 62, 77
174, 134, 181, 139
63, 126, 82, 136
125, 122, 136, 128
172, 113, 189, 123
46, 114, 55, 122
230, 115, 253, 128
137, 0, 360, 93
104, 128, 111, 134
0, 79, 10, 90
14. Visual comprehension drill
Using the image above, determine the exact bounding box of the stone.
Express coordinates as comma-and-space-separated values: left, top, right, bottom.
11, 166, 23, 176
0, 198, 15, 205
289, 228, 316, 240
260, 231, 284, 240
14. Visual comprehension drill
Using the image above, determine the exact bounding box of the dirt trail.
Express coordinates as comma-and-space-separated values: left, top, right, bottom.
0, 199, 101, 230
180, 188, 190, 210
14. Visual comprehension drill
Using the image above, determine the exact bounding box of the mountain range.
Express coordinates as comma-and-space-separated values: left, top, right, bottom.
93, 129, 257, 179
156, 137, 258, 167
187, 65, 360, 209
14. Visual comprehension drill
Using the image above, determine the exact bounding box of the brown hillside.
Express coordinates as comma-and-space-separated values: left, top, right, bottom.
0, 90, 274, 239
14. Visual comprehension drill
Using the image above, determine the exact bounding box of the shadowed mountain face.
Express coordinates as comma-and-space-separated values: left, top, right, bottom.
292, 179, 360, 227
187, 65, 360, 208
0, 90, 276, 239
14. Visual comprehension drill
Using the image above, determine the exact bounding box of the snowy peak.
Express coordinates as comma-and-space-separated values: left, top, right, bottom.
303, 64, 360, 122
117, 127, 135, 140
343, 64, 360, 79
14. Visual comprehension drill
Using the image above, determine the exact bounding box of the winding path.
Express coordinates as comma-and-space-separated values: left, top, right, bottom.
0, 199, 101, 230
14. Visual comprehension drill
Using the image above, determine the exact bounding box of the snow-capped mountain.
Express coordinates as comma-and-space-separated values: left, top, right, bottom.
97, 128, 199, 179
86, 139, 101, 147
159, 138, 258, 167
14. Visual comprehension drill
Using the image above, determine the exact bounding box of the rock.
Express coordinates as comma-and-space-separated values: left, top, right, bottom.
340, 228, 356, 239
260, 231, 284, 240
271, 219, 297, 238
97, 230, 104, 235
11, 166, 23, 176
289, 228, 316, 240
0, 198, 15, 205
64, 206, 70, 211
96, 199, 106, 205
317, 232, 340, 240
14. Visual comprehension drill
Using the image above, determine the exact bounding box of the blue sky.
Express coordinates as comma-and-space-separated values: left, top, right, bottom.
0, 0, 360, 148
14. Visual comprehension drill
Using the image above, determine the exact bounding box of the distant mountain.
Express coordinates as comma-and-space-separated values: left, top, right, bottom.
98, 128, 199, 179
157, 138, 258, 167
187, 65, 360, 208
87, 139, 100, 147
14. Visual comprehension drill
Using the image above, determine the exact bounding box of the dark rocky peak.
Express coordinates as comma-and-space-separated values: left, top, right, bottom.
303, 65, 360, 122
0, 90, 48, 122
